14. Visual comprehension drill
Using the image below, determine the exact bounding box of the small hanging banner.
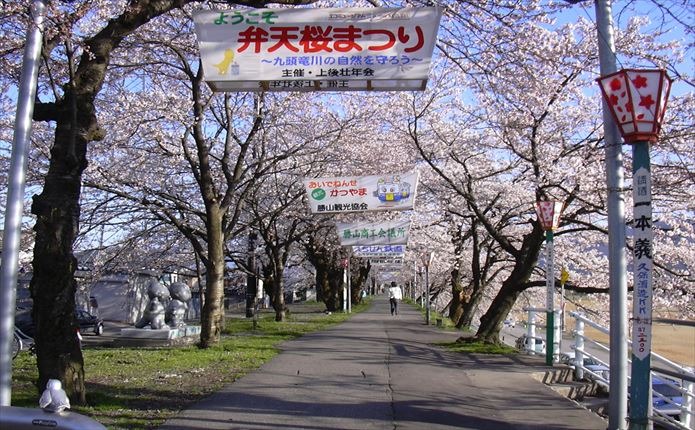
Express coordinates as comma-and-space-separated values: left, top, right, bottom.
304, 171, 418, 214
193, 7, 442, 92
352, 245, 406, 258
369, 257, 405, 266
336, 220, 410, 246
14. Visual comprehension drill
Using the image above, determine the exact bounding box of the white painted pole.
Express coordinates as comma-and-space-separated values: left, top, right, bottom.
347, 258, 351, 313
0, 0, 46, 406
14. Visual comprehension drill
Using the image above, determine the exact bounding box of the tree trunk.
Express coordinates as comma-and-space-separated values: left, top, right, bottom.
272, 276, 286, 322
267, 253, 287, 321
25, 0, 320, 403
200, 205, 225, 348
30, 233, 85, 402
474, 280, 523, 343
458, 286, 483, 329
350, 260, 370, 305
471, 228, 544, 343
448, 267, 466, 324
305, 241, 342, 312
30, 92, 99, 402
316, 265, 343, 312
27, 0, 215, 403
320, 267, 342, 312
314, 266, 325, 303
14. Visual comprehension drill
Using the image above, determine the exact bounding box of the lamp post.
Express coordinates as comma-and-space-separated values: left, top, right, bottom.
536, 200, 564, 366
342, 258, 349, 312
421, 252, 434, 325
597, 68, 672, 430
0, 0, 46, 406
246, 231, 258, 318
347, 256, 352, 314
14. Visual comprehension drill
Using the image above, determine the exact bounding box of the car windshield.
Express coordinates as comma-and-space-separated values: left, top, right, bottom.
584, 357, 600, 366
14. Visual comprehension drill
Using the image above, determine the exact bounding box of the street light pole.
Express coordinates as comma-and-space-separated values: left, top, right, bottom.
598, 68, 671, 430
245, 231, 257, 318
342, 257, 348, 312
421, 252, 433, 325
0, 0, 46, 407
425, 264, 430, 325
347, 257, 351, 314
545, 229, 556, 365
536, 201, 563, 366
594, 2, 630, 427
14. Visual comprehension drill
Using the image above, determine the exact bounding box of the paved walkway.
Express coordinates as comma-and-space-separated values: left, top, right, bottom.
160, 296, 607, 430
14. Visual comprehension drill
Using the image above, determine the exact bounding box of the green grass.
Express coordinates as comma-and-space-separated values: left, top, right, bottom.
403, 298, 469, 331
439, 339, 518, 355
11, 299, 371, 430
401, 299, 514, 355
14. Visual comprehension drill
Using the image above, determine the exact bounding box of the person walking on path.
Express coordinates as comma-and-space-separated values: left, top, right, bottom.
388, 281, 402, 315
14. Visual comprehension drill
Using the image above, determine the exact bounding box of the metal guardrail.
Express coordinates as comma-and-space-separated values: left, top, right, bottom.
514, 310, 693, 429
569, 312, 694, 430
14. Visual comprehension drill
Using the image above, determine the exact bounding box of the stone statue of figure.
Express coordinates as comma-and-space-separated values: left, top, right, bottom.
166, 282, 192, 328
135, 280, 170, 329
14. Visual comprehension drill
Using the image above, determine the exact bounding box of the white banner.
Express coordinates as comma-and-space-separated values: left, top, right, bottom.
304, 171, 418, 214
336, 220, 410, 246
369, 257, 405, 266
193, 8, 442, 92
377, 272, 401, 283
352, 245, 406, 258
631, 166, 653, 361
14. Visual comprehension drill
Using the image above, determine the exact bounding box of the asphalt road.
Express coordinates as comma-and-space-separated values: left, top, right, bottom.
160, 296, 607, 430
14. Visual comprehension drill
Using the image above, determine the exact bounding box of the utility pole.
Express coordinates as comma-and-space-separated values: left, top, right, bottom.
0, 0, 46, 406
245, 232, 257, 318
595, 1, 629, 428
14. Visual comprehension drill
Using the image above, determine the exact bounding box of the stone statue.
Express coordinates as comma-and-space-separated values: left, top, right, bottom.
166, 282, 191, 328
135, 280, 170, 329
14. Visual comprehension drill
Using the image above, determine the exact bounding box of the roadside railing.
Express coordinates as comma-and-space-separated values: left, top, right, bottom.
570, 312, 694, 430
517, 309, 693, 428
520, 307, 551, 356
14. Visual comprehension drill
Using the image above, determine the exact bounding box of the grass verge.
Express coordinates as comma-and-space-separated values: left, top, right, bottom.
11, 299, 370, 430
401, 299, 516, 355
403, 298, 468, 331
439, 339, 518, 355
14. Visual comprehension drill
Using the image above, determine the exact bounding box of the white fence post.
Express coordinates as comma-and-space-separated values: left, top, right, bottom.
527, 309, 536, 355
682, 379, 693, 428
574, 314, 585, 380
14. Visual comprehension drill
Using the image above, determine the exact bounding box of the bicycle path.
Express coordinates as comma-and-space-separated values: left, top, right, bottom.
160, 296, 607, 430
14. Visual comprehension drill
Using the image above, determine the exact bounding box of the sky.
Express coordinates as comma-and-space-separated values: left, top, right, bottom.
555, 0, 693, 96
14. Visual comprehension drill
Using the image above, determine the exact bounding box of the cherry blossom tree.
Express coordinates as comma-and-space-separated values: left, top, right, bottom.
1, 0, 691, 404
401, 4, 694, 343
2, 0, 322, 403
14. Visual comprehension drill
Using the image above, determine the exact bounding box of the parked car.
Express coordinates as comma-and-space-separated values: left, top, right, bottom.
503, 319, 516, 328
515, 334, 546, 354
75, 309, 104, 336
627, 376, 685, 426
559, 351, 610, 382
15, 307, 104, 337
651, 376, 684, 419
